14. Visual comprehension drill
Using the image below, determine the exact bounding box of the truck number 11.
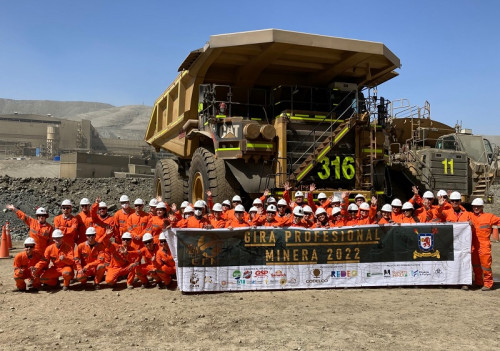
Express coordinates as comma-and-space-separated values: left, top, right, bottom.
442, 158, 454, 175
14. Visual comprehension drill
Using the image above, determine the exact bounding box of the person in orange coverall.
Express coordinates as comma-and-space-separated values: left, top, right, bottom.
469, 198, 500, 291
105, 232, 140, 289
146, 201, 170, 244
113, 194, 134, 244
155, 232, 176, 288
6, 204, 53, 254
35, 229, 74, 291
127, 198, 150, 249
136, 233, 160, 288
13, 237, 42, 292
74, 227, 109, 289
76, 198, 93, 244
53, 199, 80, 248
225, 204, 251, 228
90, 199, 118, 246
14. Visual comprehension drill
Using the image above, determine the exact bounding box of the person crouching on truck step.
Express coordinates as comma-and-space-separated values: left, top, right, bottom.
5, 204, 53, 254
378, 204, 393, 224
13, 237, 42, 292
469, 198, 500, 291
155, 232, 176, 289
74, 227, 108, 290
114, 195, 133, 244
225, 205, 250, 229
105, 232, 140, 289
35, 229, 74, 291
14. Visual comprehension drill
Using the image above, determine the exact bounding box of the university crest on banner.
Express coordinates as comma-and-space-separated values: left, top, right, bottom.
413, 228, 440, 259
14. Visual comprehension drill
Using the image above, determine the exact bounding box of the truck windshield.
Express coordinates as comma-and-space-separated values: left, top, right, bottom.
436, 135, 457, 150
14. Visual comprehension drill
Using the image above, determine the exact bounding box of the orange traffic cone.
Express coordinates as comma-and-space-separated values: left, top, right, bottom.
0, 226, 11, 259
492, 226, 499, 242
5, 221, 12, 249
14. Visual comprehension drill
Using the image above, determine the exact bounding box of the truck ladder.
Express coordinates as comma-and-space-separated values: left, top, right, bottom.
290, 115, 360, 183
361, 123, 378, 188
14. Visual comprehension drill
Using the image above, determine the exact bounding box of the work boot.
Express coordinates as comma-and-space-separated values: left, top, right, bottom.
157, 282, 165, 289
481, 286, 492, 291
460, 285, 469, 291
94, 283, 101, 290
62, 286, 69, 291
127, 284, 134, 290
141, 282, 151, 289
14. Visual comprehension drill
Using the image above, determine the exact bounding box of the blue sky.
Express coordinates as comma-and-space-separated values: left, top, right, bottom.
1, 0, 498, 134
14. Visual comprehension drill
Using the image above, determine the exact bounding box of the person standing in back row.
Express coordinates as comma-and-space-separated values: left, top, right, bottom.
53, 199, 80, 248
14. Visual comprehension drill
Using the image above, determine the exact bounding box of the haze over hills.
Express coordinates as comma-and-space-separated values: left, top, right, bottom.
0, 98, 152, 140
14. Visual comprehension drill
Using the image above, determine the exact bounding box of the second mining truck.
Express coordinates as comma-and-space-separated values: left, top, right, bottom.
145, 29, 498, 205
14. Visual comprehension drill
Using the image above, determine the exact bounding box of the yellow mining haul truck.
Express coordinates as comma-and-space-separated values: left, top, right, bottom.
145, 29, 498, 206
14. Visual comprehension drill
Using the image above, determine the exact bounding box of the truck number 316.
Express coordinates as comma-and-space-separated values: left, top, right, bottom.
317, 156, 355, 180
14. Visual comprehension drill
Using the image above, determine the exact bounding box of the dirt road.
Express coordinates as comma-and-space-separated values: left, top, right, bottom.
0, 241, 499, 350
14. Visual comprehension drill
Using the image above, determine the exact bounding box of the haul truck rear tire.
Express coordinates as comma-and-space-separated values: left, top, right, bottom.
188, 147, 236, 204
154, 159, 186, 206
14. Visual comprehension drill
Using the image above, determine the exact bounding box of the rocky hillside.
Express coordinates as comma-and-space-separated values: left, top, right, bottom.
0, 98, 152, 140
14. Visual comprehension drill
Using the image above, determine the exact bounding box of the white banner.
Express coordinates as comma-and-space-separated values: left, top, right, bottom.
166, 223, 472, 292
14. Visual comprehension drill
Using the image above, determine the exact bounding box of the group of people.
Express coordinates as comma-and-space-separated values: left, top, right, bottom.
8, 181, 499, 292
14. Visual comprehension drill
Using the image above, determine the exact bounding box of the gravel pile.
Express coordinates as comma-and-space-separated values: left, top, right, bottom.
0, 175, 153, 241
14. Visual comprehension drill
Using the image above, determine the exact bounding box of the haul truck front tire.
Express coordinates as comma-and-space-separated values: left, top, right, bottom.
154, 158, 186, 206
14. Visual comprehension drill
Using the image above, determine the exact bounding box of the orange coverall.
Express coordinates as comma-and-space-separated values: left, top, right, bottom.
114, 207, 134, 244
13, 251, 42, 290
225, 218, 251, 228
137, 245, 161, 285
187, 216, 211, 228
36, 242, 75, 287
15, 209, 53, 254
146, 216, 169, 244
53, 214, 80, 248
155, 246, 176, 285
90, 203, 117, 246
76, 210, 93, 245
127, 211, 149, 249
105, 243, 140, 286
74, 241, 107, 284
469, 212, 500, 288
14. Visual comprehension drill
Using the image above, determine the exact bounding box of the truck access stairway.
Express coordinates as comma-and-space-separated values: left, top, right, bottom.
289, 113, 364, 184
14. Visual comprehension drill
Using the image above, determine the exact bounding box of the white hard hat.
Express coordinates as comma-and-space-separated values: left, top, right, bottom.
391, 199, 402, 207
249, 206, 258, 213
402, 202, 414, 211
317, 192, 327, 200
348, 204, 359, 212
61, 199, 72, 207
302, 205, 313, 214
331, 207, 341, 216
232, 195, 242, 202
52, 229, 64, 239
315, 207, 327, 216
98, 202, 107, 208
332, 196, 341, 203
24, 237, 36, 246
85, 227, 97, 235
355, 194, 365, 200
449, 191, 461, 201
471, 198, 484, 206
149, 199, 158, 207
437, 190, 448, 197
381, 204, 392, 212
293, 207, 304, 217
212, 203, 223, 212
194, 200, 205, 208
159, 232, 167, 241
252, 198, 263, 205
134, 198, 144, 206
180, 201, 190, 209
267, 197, 276, 204
222, 200, 231, 206
156, 201, 167, 209
294, 191, 304, 198
234, 204, 245, 212
277, 199, 288, 206
35, 207, 48, 216
80, 198, 91, 205
142, 233, 153, 242
423, 191, 434, 199
266, 204, 277, 213
359, 202, 370, 210
119, 195, 130, 202
184, 206, 194, 213
121, 232, 132, 240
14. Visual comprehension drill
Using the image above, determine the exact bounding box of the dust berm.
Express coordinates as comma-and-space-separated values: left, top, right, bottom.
0, 158, 499, 350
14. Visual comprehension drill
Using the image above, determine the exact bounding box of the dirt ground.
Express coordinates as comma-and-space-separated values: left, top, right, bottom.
0, 242, 498, 350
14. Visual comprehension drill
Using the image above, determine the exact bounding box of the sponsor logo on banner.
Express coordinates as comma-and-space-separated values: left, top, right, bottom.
204, 275, 214, 284
280, 278, 287, 286
306, 269, 329, 283
411, 270, 431, 277
331, 270, 358, 278
237, 279, 246, 285
190, 273, 200, 288
243, 270, 252, 279
413, 228, 441, 259
220, 280, 227, 287
384, 269, 391, 277
392, 270, 408, 277
255, 270, 269, 277
233, 270, 241, 280
434, 268, 444, 277
271, 270, 286, 277
366, 272, 383, 277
